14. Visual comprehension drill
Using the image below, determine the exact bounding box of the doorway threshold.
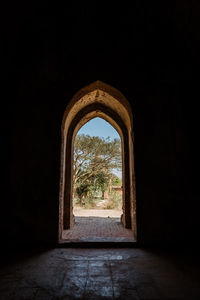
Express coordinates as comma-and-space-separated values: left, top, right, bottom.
60, 216, 136, 247
58, 238, 137, 248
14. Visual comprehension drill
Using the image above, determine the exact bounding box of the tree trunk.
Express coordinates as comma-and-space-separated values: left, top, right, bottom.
79, 195, 82, 206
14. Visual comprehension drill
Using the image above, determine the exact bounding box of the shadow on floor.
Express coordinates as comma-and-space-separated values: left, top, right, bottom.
0, 247, 200, 299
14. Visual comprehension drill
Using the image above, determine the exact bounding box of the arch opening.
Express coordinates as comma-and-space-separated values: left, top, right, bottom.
73, 117, 123, 219
59, 81, 136, 242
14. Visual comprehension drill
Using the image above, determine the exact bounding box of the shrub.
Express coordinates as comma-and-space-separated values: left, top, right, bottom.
104, 192, 122, 209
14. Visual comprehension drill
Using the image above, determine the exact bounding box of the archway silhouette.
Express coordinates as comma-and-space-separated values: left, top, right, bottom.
59, 81, 136, 242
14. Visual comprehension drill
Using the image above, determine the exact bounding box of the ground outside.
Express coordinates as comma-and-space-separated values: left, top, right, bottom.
62, 208, 135, 243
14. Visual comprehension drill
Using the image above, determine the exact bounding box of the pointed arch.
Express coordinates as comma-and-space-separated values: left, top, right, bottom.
59, 81, 137, 242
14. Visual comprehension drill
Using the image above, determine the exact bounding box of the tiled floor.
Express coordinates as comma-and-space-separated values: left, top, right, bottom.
62, 216, 135, 242
0, 248, 200, 299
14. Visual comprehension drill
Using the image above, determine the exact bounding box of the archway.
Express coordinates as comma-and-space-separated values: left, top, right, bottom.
59, 81, 136, 242
73, 117, 123, 215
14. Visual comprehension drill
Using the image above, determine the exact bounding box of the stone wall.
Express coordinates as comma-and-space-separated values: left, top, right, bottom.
1, 3, 200, 247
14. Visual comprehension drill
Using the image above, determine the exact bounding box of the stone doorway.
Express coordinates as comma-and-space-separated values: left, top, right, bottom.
59, 81, 137, 243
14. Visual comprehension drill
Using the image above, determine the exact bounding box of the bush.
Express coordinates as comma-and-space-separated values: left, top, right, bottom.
104, 192, 122, 209
81, 197, 98, 209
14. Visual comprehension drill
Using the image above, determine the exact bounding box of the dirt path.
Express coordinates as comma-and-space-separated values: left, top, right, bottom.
73, 208, 122, 218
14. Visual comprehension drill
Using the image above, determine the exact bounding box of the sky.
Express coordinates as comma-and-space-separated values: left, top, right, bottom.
77, 117, 122, 179
78, 117, 120, 140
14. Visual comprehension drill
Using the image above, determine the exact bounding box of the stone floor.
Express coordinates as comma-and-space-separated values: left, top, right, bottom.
62, 216, 135, 242
0, 247, 200, 299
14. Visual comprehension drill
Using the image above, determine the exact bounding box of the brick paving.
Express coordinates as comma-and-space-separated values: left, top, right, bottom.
62, 209, 135, 242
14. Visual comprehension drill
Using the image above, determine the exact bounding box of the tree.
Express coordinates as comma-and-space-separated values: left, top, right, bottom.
91, 171, 110, 199
112, 175, 122, 186
75, 182, 90, 206
73, 134, 122, 204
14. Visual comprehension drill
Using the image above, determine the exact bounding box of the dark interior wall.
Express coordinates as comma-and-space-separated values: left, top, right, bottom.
1, 2, 200, 246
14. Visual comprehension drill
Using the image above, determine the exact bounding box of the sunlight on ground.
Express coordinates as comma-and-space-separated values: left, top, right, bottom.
74, 208, 122, 218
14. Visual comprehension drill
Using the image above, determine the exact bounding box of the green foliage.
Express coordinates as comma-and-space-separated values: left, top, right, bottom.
74, 134, 121, 181
112, 175, 122, 186
76, 183, 89, 198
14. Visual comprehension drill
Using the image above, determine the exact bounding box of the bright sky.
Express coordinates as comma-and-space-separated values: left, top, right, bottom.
78, 117, 120, 140
77, 117, 122, 179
